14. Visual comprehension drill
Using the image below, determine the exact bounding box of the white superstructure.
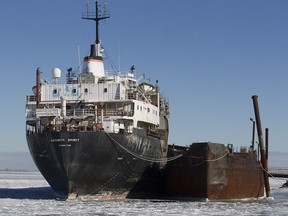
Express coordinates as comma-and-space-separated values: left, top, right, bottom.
26, 67, 168, 133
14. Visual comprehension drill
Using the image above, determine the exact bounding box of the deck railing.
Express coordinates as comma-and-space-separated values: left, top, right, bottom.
26, 95, 36, 102
26, 108, 134, 120
268, 167, 288, 177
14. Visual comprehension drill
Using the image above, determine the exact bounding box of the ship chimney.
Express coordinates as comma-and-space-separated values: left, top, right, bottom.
82, 0, 110, 82
90, 44, 97, 57
83, 46, 105, 82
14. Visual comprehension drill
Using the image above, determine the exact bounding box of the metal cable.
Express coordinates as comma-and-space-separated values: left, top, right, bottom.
106, 132, 183, 163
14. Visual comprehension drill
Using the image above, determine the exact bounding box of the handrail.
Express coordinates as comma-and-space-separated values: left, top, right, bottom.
26, 95, 36, 102
66, 108, 134, 118
268, 167, 288, 175
26, 108, 134, 120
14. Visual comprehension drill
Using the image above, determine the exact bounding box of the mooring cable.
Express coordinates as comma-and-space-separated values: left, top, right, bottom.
105, 132, 183, 163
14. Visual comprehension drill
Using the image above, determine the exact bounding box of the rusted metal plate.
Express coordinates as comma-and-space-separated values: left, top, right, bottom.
164, 142, 265, 200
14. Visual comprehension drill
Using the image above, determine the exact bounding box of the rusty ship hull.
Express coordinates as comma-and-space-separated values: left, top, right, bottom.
163, 142, 265, 200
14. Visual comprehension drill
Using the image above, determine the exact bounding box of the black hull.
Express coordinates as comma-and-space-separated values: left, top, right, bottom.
26, 129, 166, 199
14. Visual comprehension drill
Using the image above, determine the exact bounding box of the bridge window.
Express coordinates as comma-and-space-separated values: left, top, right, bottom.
72, 88, 77, 96
53, 89, 58, 94
104, 88, 107, 93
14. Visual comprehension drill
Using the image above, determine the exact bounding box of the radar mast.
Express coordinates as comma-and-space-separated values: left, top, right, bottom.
82, 0, 110, 45
82, 0, 110, 82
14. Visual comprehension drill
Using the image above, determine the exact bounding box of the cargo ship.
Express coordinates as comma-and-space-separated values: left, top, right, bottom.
25, 1, 170, 199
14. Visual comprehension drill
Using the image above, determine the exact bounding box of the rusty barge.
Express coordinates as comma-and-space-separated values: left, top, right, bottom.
160, 95, 270, 201
163, 142, 265, 200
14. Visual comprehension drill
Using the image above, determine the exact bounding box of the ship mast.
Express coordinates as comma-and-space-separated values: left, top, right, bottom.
82, 0, 110, 52
82, 0, 110, 82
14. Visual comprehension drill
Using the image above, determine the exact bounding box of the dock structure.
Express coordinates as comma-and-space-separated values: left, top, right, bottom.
269, 167, 288, 178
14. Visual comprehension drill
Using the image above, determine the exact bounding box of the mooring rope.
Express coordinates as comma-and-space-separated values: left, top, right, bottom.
105, 132, 183, 163
206, 151, 229, 162
185, 150, 229, 162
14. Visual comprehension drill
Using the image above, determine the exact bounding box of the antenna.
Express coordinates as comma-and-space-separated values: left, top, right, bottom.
104, 0, 108, 13
77, 44, 82, 73
118, 41, 121, 72
86, 1, 89, 14
82, 0, 110, 45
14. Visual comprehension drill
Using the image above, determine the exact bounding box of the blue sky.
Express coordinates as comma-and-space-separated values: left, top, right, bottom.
1, 0, 288, 153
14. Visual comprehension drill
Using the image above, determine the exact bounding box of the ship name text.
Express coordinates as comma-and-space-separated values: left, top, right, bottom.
50, 138, 80, 142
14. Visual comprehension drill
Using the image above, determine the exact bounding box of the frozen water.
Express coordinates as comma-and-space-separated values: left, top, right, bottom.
0, 171, 288, 216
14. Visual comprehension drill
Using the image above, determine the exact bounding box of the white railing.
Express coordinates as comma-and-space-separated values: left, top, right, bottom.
26, 108, 134, 120
26, 95, 36, 102
66, 108, 134, 118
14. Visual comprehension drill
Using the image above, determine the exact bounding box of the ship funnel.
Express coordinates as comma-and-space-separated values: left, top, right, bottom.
82, 0, 109, 83
83, 43, 105, 82
90, 44, 96, 57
